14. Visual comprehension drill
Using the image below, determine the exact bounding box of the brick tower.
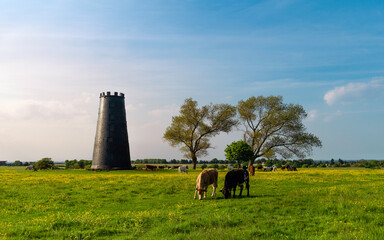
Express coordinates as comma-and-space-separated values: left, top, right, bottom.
91, 92, 132, 170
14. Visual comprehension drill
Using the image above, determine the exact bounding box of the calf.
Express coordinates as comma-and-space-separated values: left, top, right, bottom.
194, 168, 218, 200
221, 169, 250, 199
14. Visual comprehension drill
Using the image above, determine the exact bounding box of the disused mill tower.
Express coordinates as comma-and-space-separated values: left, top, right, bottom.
91, 92, 132, 170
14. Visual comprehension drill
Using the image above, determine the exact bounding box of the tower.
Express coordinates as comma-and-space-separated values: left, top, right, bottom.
91, 92, 132, 170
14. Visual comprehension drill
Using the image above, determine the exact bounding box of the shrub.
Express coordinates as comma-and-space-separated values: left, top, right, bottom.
35, 158, 54, 170
201, 164, 207, 169
302, 164, 309, 168
208, 164, 219, 169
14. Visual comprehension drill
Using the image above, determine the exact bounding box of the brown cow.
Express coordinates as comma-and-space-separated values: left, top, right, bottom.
249, 165, 255, 176
194, 168, 218, 200
145, 164, 157, 171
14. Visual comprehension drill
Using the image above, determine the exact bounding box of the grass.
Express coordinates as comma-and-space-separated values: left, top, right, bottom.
1, 167, 384, 239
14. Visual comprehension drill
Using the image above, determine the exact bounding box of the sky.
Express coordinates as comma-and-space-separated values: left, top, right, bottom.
1, 0, 384, 162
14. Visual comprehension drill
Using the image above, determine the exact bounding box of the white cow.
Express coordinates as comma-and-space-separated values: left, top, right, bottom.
178, 165, 188, 174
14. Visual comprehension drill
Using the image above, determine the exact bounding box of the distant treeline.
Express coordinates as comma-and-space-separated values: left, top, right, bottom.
3, 158, 384, 169
255, 158, 384, 169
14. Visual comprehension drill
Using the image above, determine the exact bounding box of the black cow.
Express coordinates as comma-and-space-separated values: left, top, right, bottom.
287, 165, 297, 171
220, 168, 250, 199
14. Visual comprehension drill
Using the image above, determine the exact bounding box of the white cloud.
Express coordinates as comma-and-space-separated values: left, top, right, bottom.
0, 93, 95, 122
324, 78, 384, 105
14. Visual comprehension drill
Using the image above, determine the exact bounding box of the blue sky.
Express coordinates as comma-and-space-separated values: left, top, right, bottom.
1, 0, 384, 162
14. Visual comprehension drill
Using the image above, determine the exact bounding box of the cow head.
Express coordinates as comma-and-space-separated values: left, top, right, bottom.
220, 188, 231, 199
196, 188, 207, 200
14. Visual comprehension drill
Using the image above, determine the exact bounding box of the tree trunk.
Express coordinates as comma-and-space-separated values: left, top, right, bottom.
192, 154, 197, 170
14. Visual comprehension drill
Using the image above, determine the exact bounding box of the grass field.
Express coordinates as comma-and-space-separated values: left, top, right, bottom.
1, 167, 384, 239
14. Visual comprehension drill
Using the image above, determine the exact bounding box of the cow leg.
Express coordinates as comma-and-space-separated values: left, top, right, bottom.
203, 188, 207, 199
239, 184, 244, 197
246, 181, 250, 197
232, 186, 237, 198
194, 189, 198, 199
211, 183, 217, 197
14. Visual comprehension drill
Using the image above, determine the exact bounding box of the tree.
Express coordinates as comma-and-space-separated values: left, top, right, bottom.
224, 140, 254, 168
237, 96, 322, 167
164, 98, 238, 169
35, 158, 54, 170
13, 160, 22, 166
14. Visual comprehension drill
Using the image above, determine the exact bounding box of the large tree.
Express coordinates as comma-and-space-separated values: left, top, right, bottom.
164, 98, 238, 169
237, 96, 322, 167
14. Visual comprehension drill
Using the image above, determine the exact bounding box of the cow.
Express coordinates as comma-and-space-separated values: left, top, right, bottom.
281, 166, 286, 170
227, 165, 234, 171
178, 165, 188, 174
249, 165, 255, 176
194, 168, 218, 200
145, 164, 157, 171
220, 168, 250, 199
272, 165, 277, 171
287, 165, 297, 171
256, 165, 263, 170
25, 165, 37, 171
263, 167, 273, 171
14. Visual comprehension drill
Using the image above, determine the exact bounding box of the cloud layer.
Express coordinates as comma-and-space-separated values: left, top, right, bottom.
324, 79, 384, 105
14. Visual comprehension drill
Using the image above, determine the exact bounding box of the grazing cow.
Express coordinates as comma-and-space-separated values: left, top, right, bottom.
287, 166, 297, 171
221, 169, 250, 199
194, 168, 218, 200
157, 166, 165, 169
281, 166, 286, 170
256, 165, 263, 170
263, 167, 273, 171
227, 165, 234, 171
25, 165, 37, 171
249, 165, 255, 176
178, 165, 188, 174
145, 164, 157, 171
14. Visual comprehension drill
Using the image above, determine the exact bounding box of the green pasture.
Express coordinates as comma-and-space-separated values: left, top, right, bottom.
1, 167, 384, 239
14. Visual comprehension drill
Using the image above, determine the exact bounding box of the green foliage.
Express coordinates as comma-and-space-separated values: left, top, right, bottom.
65, 159, 92, 169
224, 140, 253, 168
207, 164, 219, 169
237, 95, 322, 165
201, 164, 207, 169
13, 160, 22, 166
35, 158, 54, 170
163, 98, 238, 169
134, 159, 167, 164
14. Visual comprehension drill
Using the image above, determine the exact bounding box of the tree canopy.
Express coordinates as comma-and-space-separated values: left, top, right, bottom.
237, 95, 322, 166
224, 140, 254, 168
163, 98, 238, 169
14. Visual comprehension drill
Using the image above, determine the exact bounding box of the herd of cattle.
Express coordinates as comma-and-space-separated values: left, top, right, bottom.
144, 164, 297, 200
